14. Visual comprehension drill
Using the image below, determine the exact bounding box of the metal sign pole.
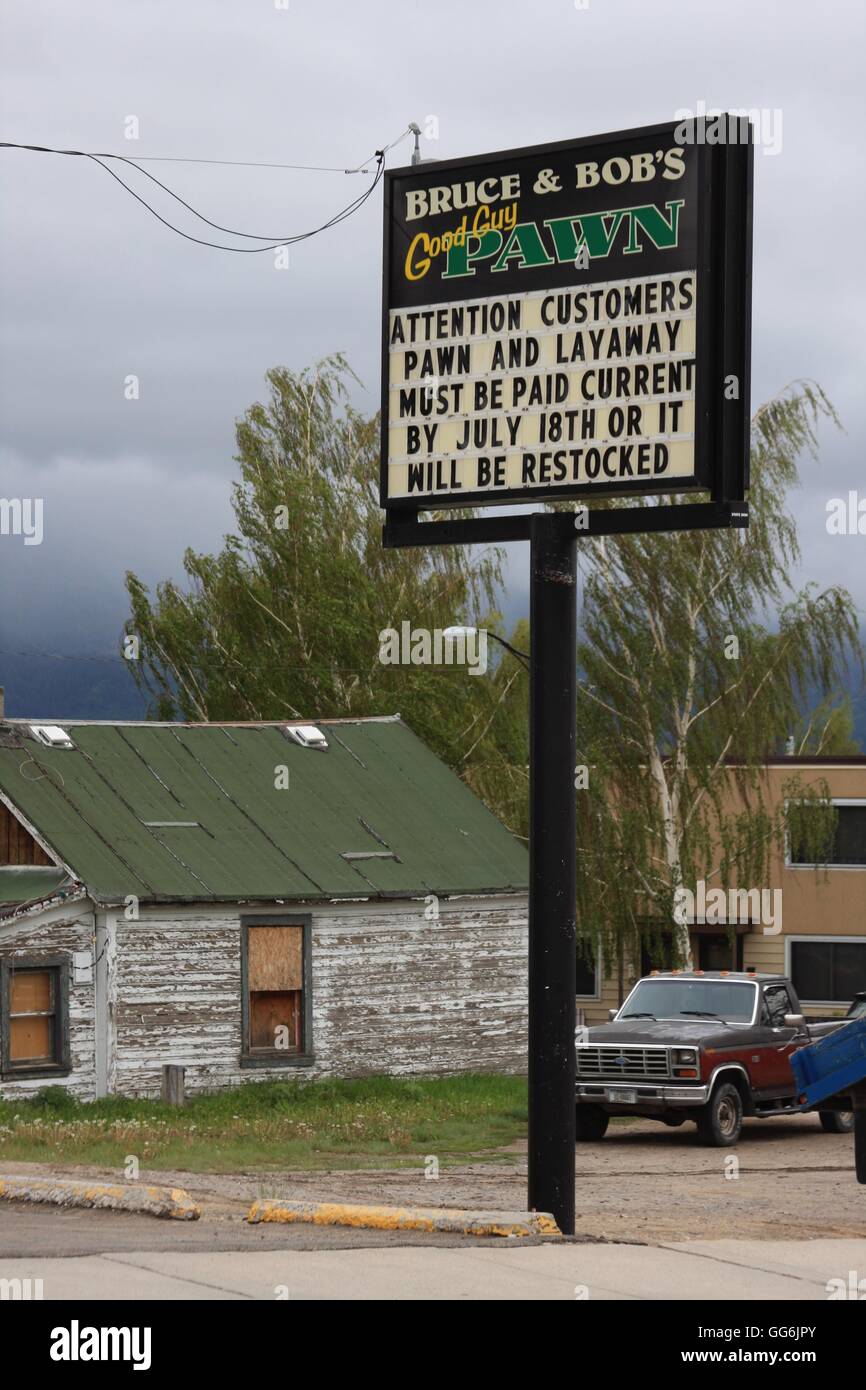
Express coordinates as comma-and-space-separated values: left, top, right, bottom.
381, 117, 753, 1242
528, 512, 577, 1234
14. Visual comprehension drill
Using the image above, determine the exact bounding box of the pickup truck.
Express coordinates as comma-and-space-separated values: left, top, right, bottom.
576, 969, 854, 1146
846, 991, 866, 1021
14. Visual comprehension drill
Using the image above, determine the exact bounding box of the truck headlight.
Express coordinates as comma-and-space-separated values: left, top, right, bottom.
673, 1048, 698, 1065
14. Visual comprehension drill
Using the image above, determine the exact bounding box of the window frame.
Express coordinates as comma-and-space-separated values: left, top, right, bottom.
761, 982, 796, 1026
785, 935, 866, 1007
240, 914, 314, 1069
0, 955, 71, 1080
575, 939, 601, 1000
786, 798, 866, 870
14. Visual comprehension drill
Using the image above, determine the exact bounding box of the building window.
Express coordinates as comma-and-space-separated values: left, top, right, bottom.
696, 933, 744, 972
240, 917, 312, 1067
790, 802, 866, 867
1, 957, 70, 1078
641, 930, 675, 975
789, 938, 866, 1005
575, 941, 599, 998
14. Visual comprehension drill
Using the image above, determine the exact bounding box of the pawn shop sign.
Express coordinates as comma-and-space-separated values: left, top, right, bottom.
380, 119, 752, 514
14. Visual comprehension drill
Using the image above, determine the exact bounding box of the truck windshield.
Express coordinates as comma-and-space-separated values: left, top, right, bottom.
620, 979, 756, 1024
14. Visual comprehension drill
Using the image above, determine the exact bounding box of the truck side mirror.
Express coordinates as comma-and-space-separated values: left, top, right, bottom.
608, 1008, 619, 1022
783, 1013, 806, 1030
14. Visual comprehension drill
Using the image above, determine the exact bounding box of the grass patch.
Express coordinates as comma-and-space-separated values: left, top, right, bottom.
0, 1075, 527, 1174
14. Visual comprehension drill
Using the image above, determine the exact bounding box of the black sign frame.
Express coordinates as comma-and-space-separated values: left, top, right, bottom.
380, 119, 752, 525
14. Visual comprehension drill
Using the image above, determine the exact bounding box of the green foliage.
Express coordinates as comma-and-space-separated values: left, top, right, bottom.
124, 354, 520, 770
123, 362, 860, 972
570, 381, 862, 966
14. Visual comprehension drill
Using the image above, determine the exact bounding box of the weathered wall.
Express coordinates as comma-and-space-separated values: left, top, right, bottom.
0, 907, 95, 1099
113, 896, 528, 1097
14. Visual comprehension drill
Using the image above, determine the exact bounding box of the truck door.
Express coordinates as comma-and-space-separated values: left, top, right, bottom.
760, 983, 803, 1092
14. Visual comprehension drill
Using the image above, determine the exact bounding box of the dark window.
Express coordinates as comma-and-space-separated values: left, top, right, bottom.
790, 940, 866, 1004
241, 918, 312, 1067
761, 983, 794, 1026
641, 931, 674, 976
575, 942, 598, 997
697, 933, 744, 972
791, 805, 866, 867
1, 957, 70, 1077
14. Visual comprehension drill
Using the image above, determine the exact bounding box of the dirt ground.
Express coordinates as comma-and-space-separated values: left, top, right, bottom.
2, 1113, 864, 1243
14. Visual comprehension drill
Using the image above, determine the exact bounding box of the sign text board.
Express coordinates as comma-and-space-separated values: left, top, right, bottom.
380, 121, 752, 512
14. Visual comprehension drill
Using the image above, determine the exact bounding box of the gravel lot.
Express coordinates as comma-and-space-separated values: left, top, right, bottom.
2, 1112, 864, 1245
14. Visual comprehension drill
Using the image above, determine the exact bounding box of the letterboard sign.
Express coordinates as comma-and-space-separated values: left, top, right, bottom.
380, 120, 752, 512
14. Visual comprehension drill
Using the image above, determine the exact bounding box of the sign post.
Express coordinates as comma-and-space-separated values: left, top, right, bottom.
528, 512, 577, 1231
380, 119, 753, 1235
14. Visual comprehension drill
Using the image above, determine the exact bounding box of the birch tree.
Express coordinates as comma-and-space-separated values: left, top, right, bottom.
123, 354, 507, 766
570, 382, 862, 971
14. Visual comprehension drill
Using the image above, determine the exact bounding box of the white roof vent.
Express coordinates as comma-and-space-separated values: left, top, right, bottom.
285, 724, 328, 749
30, 724, 75, 749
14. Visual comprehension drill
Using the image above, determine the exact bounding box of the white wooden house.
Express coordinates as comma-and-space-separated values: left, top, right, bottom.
0, 716, 529, 1098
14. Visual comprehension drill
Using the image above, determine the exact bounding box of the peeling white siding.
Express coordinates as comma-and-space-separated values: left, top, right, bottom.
0, 895, 528, 1100
113, 897, 528, 1097
0, 909, 96, 1099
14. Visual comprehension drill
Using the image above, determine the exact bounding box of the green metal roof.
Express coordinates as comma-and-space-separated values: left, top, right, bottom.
0, 865, 70, 906
0, 718, 528, 904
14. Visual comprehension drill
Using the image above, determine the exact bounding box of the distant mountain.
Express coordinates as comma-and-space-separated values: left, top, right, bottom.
0, 651, 148, 721
2, 629, 864, 748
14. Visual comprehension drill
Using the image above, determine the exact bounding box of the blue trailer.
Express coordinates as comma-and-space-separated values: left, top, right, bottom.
791, 1017, 866, 1183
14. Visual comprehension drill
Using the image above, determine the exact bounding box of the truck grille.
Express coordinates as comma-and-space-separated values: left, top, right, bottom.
577, 1045, 670, 1080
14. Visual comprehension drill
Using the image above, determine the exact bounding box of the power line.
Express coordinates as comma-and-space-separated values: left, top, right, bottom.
0, 644, 503, 679
89, 155, 374, 173
0, 131, 409, 175
0, 648, 127, 665
0, 125, 412, 252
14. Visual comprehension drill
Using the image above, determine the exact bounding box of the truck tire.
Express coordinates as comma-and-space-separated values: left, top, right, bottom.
575, 1106, 609, 1142
819, 1110, 855, 1134
696, 1082, 743, 1146
856, 1111, 866, 1185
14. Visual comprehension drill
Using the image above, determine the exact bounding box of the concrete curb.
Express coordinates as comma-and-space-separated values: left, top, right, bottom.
0, 1175, 200, 1221
246, 1199, 560, 1238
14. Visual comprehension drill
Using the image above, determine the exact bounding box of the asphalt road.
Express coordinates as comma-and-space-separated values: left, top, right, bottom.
1, 1115, 864, 1298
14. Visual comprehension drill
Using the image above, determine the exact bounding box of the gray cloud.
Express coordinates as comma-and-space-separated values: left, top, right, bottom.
1, 0, 864, 694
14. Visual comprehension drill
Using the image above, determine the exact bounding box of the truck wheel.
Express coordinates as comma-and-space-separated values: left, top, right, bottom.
819, 1110, 855, 1134
696, 1082, 743, 1146
856, 1111, 866, 1185
575, 1106, 609, 1142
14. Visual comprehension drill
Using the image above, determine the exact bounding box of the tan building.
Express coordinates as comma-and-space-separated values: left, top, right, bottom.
577, 756, 866, 1025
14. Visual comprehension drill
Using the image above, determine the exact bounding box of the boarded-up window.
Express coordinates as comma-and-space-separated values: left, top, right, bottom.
9, 969, 56, 1064
246, 925, 305, 1054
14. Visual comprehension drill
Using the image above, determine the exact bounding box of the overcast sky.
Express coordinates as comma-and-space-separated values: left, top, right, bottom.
1, 0, 864, 704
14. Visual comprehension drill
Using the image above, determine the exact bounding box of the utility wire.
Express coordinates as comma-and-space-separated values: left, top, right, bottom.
87, 155, 375, 173
0, 125, 412, 252
0, 644, 505, 679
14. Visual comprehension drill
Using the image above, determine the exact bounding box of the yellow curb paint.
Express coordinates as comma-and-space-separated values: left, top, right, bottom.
246, 1199, 559, 1238
0, 1176, 199, 1220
